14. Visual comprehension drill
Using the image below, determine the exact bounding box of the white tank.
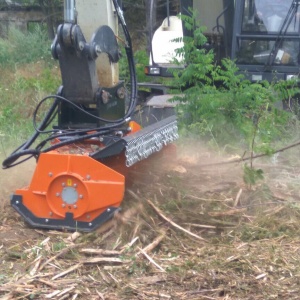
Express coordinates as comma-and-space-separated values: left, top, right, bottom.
150, 16, 184, 64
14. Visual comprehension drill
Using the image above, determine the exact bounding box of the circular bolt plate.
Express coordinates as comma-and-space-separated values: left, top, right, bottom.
61, 187, 79, 204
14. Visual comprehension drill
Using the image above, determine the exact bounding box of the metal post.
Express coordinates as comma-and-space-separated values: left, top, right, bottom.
64, 0, 75, 23
167, 0, 170, 27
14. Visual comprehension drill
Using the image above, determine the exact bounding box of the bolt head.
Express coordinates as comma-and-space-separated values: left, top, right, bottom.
117, 87, 126, 99
45, 219, 49, 223
95, 45, 101, 53
79, 41, 85, 51
48, 172, 53, 177
73, 205, 77, 209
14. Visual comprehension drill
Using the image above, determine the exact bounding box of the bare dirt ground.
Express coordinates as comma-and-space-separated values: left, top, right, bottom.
1, 142, 300, 300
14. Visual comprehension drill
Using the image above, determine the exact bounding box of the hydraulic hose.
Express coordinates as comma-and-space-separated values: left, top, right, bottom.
2, 98, 59, 169
112, 0, 138, 117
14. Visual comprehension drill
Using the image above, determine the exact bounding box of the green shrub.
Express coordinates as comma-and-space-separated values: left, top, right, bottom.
119, 48, 154, 84
168, 11, 300, 186
0, 25, 51, 67
170, 12, 298, 154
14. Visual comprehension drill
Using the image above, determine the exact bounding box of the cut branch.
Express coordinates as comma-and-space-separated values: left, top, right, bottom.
138, 247, 166, 272
80, 249, 121, 256
137, 232, 166, 257
147, 200, 207, 242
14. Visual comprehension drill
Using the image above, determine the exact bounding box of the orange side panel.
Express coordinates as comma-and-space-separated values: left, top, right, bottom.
15, 152, 125, 222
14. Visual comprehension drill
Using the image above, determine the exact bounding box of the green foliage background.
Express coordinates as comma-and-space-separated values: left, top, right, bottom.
0, 26, 51, 67
0, 26, 59, 146
170, 12, 299, 154
168, 12, 300, 185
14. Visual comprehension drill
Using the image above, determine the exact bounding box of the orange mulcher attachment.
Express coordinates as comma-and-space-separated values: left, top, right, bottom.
7, 113, 177, 232
11, 152, 124, 231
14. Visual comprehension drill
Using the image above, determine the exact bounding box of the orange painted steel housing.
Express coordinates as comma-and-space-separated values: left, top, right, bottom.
15, 152, 124, 222
14, 121, 142, 226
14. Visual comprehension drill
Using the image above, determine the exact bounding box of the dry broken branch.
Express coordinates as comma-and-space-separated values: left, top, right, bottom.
79, 249, 121, 256
39, 243, 84, 272
184, 223, 217, 229
136, 231, 166, 257
234, 188, 243, 207
52, 264, 81, 280
137, 247, 166, 272
81, 257, 129, 265
147, 200, 207, 242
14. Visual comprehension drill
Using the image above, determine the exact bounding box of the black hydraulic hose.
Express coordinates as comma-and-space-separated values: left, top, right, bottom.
33, 95, 131, 133
41, 131, 121, 153
35, 125, 125, 153
2, 149, 40, 169
2, 98, 59, 169
4, 128, 120, 169
3, 94, 116, 169
112, 0, 138, 117
3, 94, 130, 169
18, 98, 59, 150
37, 126, 115, 143
42, 133, 103, 152
124, 47, 137, 114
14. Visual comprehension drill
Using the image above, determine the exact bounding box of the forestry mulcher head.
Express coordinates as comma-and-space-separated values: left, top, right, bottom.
2, 0, 178, 232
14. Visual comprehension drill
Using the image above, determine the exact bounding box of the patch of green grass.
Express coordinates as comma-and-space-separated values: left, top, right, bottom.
0, 65, 60, 148
0, 26, 51, 67
52, 241, 67, 252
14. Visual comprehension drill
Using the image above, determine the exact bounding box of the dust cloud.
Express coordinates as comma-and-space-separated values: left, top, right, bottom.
0, 151, 35, 210
175, 140, 243, 178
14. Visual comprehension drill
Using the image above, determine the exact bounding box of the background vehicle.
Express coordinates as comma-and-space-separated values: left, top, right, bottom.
146, 0, 300, 83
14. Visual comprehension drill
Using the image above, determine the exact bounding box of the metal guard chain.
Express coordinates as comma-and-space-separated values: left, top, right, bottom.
125, 120, 178, 167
